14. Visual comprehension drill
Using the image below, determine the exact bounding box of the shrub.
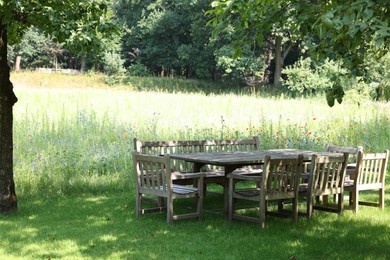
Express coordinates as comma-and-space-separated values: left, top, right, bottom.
127, 61, 150, 76
282, 57, 350, 97
103, 51, 126, 76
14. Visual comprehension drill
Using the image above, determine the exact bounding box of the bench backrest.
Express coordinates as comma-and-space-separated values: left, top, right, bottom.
134, 139, 204, 172
355, 149, 389, 188
203, 138, 259, 152
134, 136, 260, 172
325, 144, 363, 164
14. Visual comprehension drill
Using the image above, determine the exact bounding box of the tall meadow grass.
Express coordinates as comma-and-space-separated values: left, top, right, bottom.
11, 72, 390, 197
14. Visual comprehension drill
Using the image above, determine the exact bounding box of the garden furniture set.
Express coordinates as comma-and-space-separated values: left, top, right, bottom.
132, 137, 389, 228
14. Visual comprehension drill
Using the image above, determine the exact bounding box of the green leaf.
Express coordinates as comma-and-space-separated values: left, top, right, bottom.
233, 47, 242, 58
326, 92, 335, 107
257, 33, 264, 45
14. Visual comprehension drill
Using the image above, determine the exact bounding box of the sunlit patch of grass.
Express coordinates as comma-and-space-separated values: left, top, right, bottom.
10, 72, 389, 197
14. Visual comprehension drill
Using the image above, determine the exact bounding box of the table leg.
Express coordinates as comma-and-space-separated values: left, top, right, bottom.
223, 165, 239, 213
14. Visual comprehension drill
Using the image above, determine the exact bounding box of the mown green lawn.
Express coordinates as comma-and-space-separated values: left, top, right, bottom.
1, 190, 390, 259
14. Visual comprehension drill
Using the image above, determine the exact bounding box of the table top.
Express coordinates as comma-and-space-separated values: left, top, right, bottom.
169, 149, 343, 166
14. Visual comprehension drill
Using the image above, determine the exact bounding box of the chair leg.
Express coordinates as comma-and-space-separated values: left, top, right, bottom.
157, 197, 165, 208
198, 180, 204, 220
223, 179, 229, 213
259, 199, 266, 229
277, 200, 284, 212
337, 193, 344, 214
167, 197, 173, 224
292, 197, 298, 222
307, 197, 313, 219
323, 195, 329, 207
136, 192, 142, 217
228, 179, 234, 221
379, 188, 385, 210
348, 190, 353, 206
353, 190, 359, 213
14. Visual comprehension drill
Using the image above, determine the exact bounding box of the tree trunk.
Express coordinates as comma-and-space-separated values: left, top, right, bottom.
273, 36, 294, 89
262, 38, 273, 84
273, 36, 283, 88
0, 24, 18, 214
15, 55, 21, 72
80, 55, 86, 73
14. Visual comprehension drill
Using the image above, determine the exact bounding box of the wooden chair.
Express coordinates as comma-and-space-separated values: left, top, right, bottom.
201, 137, 261, 195
302, 153, 349, 218
132, 151, 204, 224
325, 144, 363, 179
134, 138, 205, 206
344, 150, 389, 213
228, 154, 304, 229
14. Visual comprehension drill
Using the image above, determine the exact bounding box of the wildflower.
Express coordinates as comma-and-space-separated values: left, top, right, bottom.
313, 118, 317, 120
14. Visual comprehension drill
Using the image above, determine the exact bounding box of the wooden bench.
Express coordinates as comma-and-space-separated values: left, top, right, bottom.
134, 137, 260, 196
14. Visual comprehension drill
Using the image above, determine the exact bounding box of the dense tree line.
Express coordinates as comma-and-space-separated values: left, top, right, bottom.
6, 0, 390, 97
8, 0, 298, 85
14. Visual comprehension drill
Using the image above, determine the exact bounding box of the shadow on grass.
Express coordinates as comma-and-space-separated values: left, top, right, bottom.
1, 192, 390, 259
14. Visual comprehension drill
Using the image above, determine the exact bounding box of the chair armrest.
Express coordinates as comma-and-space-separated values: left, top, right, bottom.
227, 172, 261, 181
171, 172, 204, 180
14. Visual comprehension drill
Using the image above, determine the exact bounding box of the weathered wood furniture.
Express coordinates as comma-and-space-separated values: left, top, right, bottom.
319, 144, 364, 204
132, 151, 204, 224
170, 149, 336, 212
227, 155, 304, 229
134, 137, 260, 195
344, 149, 389, 213
301, 153, 349, 218
325, 144, 363, 178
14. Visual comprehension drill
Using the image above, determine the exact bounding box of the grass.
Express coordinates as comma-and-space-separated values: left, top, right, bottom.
1, 71, 389, 259
2, 192, 390, 259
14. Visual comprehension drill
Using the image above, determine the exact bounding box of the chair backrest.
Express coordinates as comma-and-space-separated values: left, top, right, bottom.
355, 150, 389, 188
132, 151, 171, 196
325, 144, 363, 164
261, 154, 304, 200
308, 153, 349, 197
134, 138, 205, 172
134, 137, 260, 172
203, 136, 260, 152
202, 137, 260, 171
134, 139, 205, 155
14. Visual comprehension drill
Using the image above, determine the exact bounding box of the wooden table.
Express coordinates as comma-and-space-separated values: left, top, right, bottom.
170, 149, 342, 212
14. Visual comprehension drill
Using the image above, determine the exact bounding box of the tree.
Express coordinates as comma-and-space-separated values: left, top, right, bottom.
207, 1, 301, 88
0, 0, 117, 213
207, 0, 390, 103
8, 28, 53, 71
114, 0, 263, 80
